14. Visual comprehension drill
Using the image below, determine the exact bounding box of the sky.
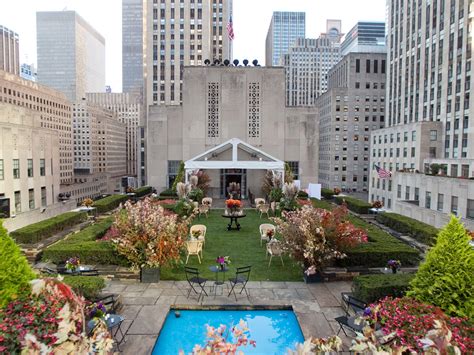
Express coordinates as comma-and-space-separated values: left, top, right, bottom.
0, 0, 386, 92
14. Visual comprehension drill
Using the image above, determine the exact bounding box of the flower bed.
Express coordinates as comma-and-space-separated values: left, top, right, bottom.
334, 196, 372, 214
376, 212, 439, 245
352, 274, 414, 303
10, 211, 88, 244
42, 218, 127, 266
93, 194, 129, 213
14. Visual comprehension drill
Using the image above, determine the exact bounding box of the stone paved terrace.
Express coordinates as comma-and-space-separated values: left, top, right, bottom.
104, 280, 353, 354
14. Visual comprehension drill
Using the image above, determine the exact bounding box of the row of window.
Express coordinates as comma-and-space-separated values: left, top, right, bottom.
7, 187, 48, 214
373, 130, 438, 145
0, 159, 46, 180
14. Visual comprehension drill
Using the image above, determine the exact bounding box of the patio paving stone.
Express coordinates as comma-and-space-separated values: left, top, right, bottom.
296, 312, 334, 339
285, 281, 309, 289
147, 281, 176, 289
141, 288, 164, 298
120, 305, 143, 320
155, 295, 177, 304
126, 305, 168, 335
119, 291, 144, 298
122, 297, 158, 305
160, 287, 186, 297
249, 288, 274, 300
307, 284, 341, 307
320, 306, 347, 319
291, 299, 321, 313
295, 288, 315, 300
260, 281, 287, 289
124, 284, 148, 292
273, 288, 300, 300
244, 281, 262, 288
121, 335, 157, 355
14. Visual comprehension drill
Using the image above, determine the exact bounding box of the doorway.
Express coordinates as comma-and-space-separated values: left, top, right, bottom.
220, 169, 247, 199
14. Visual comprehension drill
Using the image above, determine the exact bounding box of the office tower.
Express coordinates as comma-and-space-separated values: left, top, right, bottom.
0, 25, 20, 75
87, 92, 143, 177
123, 0, 144, 94
265, 11, 305, 67
341, 22, 386, 56
369, 0, 474, 229
36, 11, 106, 102
144, 0, 233, 106
0, 69, 73, 185
317, 52, 387, 192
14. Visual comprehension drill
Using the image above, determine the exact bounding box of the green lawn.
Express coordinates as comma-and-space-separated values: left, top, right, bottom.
160, 209, 303, 281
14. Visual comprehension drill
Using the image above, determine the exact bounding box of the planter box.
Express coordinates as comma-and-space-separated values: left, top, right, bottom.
140, 267, 160, 283
303, 271, 324, 283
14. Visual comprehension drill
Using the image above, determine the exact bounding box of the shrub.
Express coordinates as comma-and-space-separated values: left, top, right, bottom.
334, 196, 372, 214
134, 186, 152, 197
10, 211, 88, 244
62, 276, 105, 300
376, 212, 439, 245
270, 188, 284, 202
0, 223, 36, 308
159, 188, 178, 198
352, 274, 414, 303
321, 188, 335, 199
296, 190, 308, 199
408, 216, 474, 319
171, 161, 185, 191
188, 188, 204, 203
92, 194, 129, 213
42, 218, 128, 266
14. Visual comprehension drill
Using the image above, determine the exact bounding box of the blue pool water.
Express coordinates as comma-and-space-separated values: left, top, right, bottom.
152, 309, 304, 354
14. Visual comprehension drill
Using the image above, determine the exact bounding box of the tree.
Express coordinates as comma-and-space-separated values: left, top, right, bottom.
0, 223, 36, 308
407, 216, 474, 319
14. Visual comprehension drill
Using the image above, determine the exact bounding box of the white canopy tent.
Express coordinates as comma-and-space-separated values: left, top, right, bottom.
184, 138, 285, 187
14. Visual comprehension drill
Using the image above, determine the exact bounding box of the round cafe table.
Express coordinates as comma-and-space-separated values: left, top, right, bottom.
221, 213, 246, 231
209, 265, 229, 297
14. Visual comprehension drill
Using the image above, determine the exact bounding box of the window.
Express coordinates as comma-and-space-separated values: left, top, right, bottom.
415, 188, 420, 201
355, 59, 360, 73
411, 147, 416, 157
27, 159, 33, 177
462, 164, 469, 178
167, 160, 181, 188
405, 186, 410, 200
397, 185, 402, 198
13, 159, 20, 179
467, 199, 474, 219
14, 191, 21, 213
41, 187, 47, 207
0, 159, 3, 180
451, 196, 458, 215
412, 131, 416, 141
40, 159, 45, 176
437, 194, 444, 211
355, 82, 360, 89
29, 189, 35, 210
286, 161, 299, 180
425, 191, 431, 209
404, 132, 408, 142
366, 59, 371, 73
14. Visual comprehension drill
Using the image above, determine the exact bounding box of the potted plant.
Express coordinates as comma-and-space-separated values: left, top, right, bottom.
272, 205, 367, 283
65, 257, 81, 273
372, 200, 383, 209
111, 198, 191, 282
387, 259, 401, 273
216, 256, 231, 271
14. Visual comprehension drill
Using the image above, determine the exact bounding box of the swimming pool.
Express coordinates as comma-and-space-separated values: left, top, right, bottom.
152, 308, 305, 354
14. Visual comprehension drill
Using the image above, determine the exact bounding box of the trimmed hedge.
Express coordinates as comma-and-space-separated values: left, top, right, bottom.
376, 212, 439, 245
63, 275, 105, 300
321, 188, 336, 199
159, 188, 178, 198
310, 199, 420, 268
42, 218, 128, 266
93, 194, 129, 213
10, 211, 88, 244
135, 186, 152, 197
353, 274, 415, 303
335, 196, 372, 214
297, 190, 309, 199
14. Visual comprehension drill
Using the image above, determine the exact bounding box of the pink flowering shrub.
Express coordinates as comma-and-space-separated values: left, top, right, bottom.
364, 297, 474, 353
272, 204, 367, 273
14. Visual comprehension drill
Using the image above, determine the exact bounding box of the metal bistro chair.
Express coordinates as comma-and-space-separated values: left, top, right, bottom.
184, 266, 209, 302
228, 266, 251, 301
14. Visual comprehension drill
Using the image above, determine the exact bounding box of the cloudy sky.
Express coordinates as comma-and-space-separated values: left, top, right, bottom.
0, 0, 386, 92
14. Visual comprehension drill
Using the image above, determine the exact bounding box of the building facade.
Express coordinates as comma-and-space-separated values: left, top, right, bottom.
283, 24, 342, 107
147, 66, 319, 196
36, 11, 106, 101
0, 25, 19, 75
369, 0, 474, 229
265, 11, 305, 67
0, 69, 73, 185
317, 52, 387, 192
87, 93, 143, 177
341, 22, 386, 56
144, 0, 233, 106
122, 0, 144, 94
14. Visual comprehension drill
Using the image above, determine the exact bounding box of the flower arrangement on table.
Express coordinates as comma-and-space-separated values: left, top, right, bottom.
387, 259, 401, 273
126, 186, 136, 194
266, 229, 275, 240
372, 200, 383, 209
226, 199, 242, 214
88, 302, 107, 320
191, 230, 202, 239
65, 257, 81, 272
333, 187, 342, 195
81, 198, 94, 208
216, 256, 231, 270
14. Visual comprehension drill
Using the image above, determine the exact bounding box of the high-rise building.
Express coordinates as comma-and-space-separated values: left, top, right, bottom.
87, 92, 143, 177
369, 0, 474, 229
0, 69, 73, 185
0, 25, 20, 75
36, 11, 106, 102
265, 11, 305, 67
341, 22, 386, 56
144, 0, 233, 106
122, 0, 144, 94
20, 63, 37, 82
317, 52, 387, 192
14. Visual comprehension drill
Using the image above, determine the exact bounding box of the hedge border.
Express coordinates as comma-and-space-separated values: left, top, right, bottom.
135, 186, 152, 197
334, 196, 372, 214
93, 195, 129, 213
352, 274, 415, 303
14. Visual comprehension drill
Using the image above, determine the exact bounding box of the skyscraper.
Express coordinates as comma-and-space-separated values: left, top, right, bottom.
265, 11, 305, 67
0, 25, 20, 75
144, 0, 233, 106
341, 22, 386, 56
122, 0, 144, 94
369, 0, 474, 229
36, 11, 106, 102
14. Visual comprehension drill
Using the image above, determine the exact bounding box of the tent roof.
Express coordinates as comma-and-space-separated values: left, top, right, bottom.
184, 138, 285, 170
